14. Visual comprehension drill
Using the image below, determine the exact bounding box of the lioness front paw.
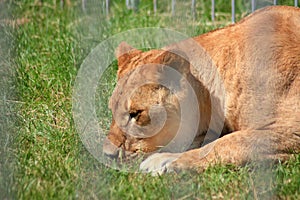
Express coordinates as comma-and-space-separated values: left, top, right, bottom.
139, 153, 181, 175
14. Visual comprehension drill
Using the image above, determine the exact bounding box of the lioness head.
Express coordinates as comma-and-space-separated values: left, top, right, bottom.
103, 42, 204, 160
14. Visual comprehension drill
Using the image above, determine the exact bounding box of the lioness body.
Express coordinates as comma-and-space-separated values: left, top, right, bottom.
104, 6, 300, 173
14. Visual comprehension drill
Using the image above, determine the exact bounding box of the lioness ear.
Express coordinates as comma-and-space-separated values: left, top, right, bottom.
115, 42, 142, 68
161, 49, 190, 75
157, 50, 191, 92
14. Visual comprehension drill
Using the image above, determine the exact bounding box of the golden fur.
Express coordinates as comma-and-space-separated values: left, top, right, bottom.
103, 6, 300, 173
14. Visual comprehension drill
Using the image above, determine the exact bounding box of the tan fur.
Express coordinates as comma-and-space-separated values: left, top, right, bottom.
103, 6, 300, 173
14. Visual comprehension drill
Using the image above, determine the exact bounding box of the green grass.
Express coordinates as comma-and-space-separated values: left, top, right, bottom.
0, 2, 17, 198
2, 0, 299, 199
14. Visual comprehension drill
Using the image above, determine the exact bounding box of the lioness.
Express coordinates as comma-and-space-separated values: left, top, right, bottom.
103, 6, 300, 174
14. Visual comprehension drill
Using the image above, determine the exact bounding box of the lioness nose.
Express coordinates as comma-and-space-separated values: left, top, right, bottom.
103, 138, 120, 159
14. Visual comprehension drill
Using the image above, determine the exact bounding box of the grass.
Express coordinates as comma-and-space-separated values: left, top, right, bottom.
0, 1, 17, 198
1, 0, 298, 199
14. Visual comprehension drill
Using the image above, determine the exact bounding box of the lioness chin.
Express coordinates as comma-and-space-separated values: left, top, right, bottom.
103, 6, 300, 175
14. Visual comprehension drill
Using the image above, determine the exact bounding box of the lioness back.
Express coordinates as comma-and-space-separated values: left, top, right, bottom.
190, 5, 300, 131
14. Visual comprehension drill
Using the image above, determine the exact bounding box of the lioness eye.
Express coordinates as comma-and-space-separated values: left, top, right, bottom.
129, 110, 142, 120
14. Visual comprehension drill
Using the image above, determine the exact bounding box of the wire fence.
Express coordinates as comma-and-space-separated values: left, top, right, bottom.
90, 0, 299, 23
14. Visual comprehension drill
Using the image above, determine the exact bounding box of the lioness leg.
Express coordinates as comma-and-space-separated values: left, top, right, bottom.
140, 128, 300, 174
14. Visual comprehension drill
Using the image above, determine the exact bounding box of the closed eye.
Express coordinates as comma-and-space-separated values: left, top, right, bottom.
129, 110, 143, 120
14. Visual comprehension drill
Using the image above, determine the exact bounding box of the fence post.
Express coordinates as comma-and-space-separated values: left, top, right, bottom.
251, 0, 255, 12
82, 0, 86, 12
273, 0, 278, 5
172, 0, 176, 16
153, 0, 157, 13
211, 0, 215, 21
231, 0, 235, 23
106, 0, 110, 15
191, 0, 196, 19
295, 0, 298, 7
